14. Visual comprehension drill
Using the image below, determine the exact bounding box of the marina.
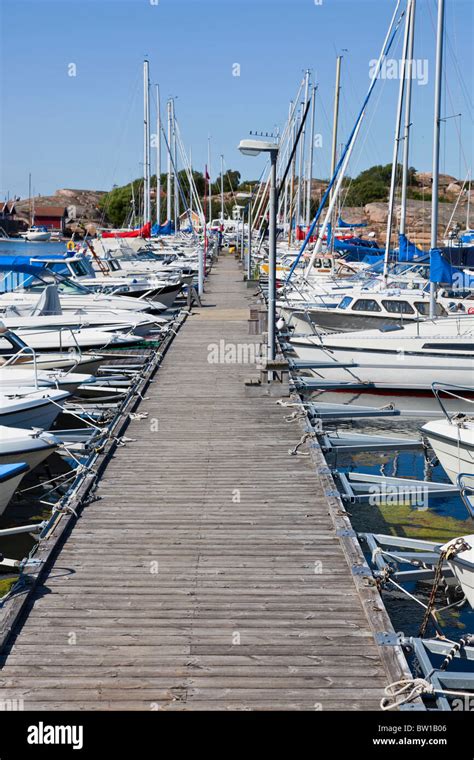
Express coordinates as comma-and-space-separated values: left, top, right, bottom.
0, 0, 473, 740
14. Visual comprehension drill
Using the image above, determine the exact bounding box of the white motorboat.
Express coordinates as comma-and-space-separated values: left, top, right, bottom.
0, 462, 29, 515
0, 425, 59, 470
0, 271, 164, 315
2, 325, 142, 352
0, 367, 94, 394
0, 285, 167, 335
22, 226, 51, 242
290, 315, 474, 390
53, 254, 182, 307
0, 387, 70, 429
283, 286, 472, 334
422, 392, 474, 484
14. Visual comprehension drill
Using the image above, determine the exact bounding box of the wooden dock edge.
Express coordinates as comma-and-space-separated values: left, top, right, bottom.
0, 310, 188, 655
291, 390, 423, 709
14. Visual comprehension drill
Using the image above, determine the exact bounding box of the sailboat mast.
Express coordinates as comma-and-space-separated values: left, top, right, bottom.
156, 84, 161, 227
143, 59, 151, 226
329, 55, 342, 256
399, 0, 416, 237
220, 154, 224, 223
166, 100, 172, 223
189, 147, 193, 221
172, 99, 178, 230
468, 170, 471, 229
207, 137, 212, 226
305, 85, 316, 227
28, 173, 32, 226
329, 57, 342, 205
383, 0, 412, 284
429, 0, 445, 318
295, 70, 310, 231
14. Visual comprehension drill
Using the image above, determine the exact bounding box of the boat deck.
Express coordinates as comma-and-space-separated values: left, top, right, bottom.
0, 255, 398, 710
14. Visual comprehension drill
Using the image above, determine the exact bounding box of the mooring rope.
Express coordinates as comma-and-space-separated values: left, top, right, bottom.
419, 538, 471, 637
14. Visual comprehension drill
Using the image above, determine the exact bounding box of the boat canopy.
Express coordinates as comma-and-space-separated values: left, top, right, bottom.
399, 233, 424, 262
430, 248, 453, 284
102, 221, 151, 239
151, 221, 175, 236
337, 216, 367, 228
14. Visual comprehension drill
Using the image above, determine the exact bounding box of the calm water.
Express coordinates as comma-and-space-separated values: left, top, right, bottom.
317, 389, 474, 641
0, 239, 68, 258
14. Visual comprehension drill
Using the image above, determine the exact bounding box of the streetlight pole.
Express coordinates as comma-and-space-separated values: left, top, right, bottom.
247, 197, 252, 281
238, 139, 279, 365
267, 150, 277, 361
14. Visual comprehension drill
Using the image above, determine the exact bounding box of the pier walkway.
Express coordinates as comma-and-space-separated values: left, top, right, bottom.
0, 255, 394, 710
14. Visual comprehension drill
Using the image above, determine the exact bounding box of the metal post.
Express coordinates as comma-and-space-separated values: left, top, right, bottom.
172, 99, 178, 230
329, 57, 342, 205
166, 100, 172, 223
383, 0, 412, 284
247, 198, 252, 280
399, 0, 416, 237
328, 56, 342, 257
207, 136, 212, 227
143, 60, 151, 226
155, 84, 161, 227
268, 150, 278, 363
305, 85, 316, 226
430, 0, 445, 318
220, 154, 224, 223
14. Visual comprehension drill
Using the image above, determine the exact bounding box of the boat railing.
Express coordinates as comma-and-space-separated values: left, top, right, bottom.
3, 344, 39, 389
457, 473, 474, 519
58, 327, 82, 360
431, 382, 474, 423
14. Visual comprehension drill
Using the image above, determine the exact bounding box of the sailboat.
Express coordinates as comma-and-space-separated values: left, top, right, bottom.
21, 178, 52, 242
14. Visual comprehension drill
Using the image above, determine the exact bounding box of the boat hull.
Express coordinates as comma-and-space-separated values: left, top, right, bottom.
0, 463, 30, 515
290, 340, 474, 390
422, 422, 474, 484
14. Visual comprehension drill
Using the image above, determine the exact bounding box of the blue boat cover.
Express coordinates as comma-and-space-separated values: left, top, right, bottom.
337, 216, 367, 228
430, 248, 453, 284
151, 221, 175, 236
399, 233, 424, 262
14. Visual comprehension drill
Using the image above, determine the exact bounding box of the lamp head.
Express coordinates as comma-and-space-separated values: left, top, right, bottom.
238, 139, 279, 157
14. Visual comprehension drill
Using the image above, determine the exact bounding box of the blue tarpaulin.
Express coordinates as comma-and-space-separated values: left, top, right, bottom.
361, 254, 384, 266
151, 221, 175, 236
337, 216, 367, 228
430, 248, 453, 284
399, 233, 424, 262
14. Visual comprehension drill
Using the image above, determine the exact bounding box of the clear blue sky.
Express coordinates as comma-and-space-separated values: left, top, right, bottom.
0, 0, 472, 199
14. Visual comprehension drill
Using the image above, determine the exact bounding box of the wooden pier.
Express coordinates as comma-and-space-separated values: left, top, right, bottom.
0, 255, 409, 710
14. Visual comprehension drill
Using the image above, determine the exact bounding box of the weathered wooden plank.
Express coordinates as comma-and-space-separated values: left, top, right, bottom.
0, 255, 395, 711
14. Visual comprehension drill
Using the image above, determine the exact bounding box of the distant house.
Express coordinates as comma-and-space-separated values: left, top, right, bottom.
0, 201, 17, 220
33, 206, 68, 232
178, 209, 201, 230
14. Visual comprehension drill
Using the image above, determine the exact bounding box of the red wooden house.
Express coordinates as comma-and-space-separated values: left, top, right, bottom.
33, 206, 68, 232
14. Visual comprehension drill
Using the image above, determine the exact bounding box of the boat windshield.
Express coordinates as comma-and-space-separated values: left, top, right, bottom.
15, 271, 92, 295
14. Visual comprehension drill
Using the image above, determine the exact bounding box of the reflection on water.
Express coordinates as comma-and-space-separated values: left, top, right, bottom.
317, 389, 474, 641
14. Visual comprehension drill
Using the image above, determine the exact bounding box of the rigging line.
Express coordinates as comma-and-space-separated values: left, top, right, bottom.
338, 68, 393, 213
286, 0, 406, 282
426, 0, 472, 172
100, 70, 142, 205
